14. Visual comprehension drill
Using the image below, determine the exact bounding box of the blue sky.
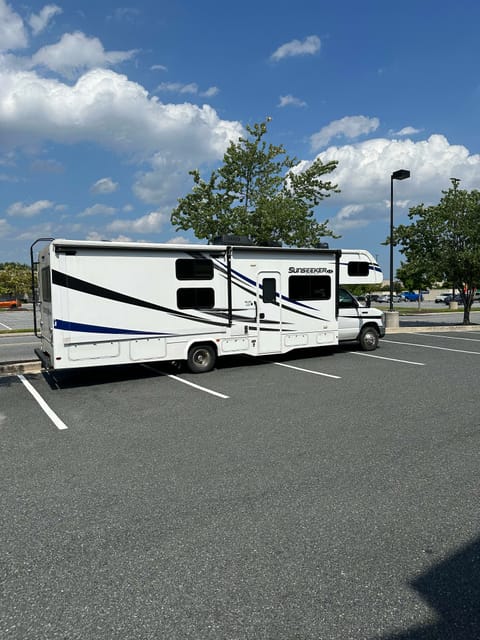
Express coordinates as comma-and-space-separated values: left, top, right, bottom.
2, 0, 480, 277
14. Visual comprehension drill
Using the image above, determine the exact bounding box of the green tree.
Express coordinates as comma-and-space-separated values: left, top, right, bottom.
0, 263, 32, 299
171, 118, 340, 246
394, 179, 480, 324
395, 261, 434, 309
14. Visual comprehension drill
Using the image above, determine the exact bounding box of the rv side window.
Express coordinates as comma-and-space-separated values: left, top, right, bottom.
262, 278, 276, 304
347, 261, 369, 277
177, 288, 215, 309
288, 275, 331, 300
176, 259, 213, 280
41, 267, 51, 303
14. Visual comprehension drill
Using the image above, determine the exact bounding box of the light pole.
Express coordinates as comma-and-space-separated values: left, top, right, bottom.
389, 169, 410, 312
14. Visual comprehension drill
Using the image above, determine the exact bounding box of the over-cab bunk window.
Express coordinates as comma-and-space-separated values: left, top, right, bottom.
175, 259, 213, 280
347, 261, 369, 277
288, 276, 331, 300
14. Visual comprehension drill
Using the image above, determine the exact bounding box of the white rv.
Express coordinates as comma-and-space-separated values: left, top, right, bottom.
31, 238, 384, 373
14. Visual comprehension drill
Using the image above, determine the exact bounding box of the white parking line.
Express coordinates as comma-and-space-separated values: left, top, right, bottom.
17, 374, 68, 430
0, 321, 12, 329
426, 333, 480, 342
384, 339, 480, 355
274, 362, 341, 379
142, 365, 229, 398
350, 352, 425, 365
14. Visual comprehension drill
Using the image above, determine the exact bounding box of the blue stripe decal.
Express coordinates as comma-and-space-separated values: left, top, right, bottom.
54, 319, 172, 336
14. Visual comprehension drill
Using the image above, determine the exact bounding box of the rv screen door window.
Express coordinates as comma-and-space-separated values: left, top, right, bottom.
288, 275, 331, 300
175, 259, 213, 280
262, 278, 276, 303
347, 262, 369, 277
41, 266, 51, 302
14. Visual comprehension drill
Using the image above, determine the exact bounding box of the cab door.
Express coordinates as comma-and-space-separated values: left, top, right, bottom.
337, 287, 362, 341
257, 272, 282, 353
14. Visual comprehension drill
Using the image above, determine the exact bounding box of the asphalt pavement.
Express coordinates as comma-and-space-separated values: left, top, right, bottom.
2, 326, 480, 638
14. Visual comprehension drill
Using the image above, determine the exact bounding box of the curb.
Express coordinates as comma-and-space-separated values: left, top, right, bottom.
0, 361, 42, 375
386, 324, 480, 334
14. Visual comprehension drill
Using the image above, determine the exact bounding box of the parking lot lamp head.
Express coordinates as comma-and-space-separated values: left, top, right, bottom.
390, 169, 411, 312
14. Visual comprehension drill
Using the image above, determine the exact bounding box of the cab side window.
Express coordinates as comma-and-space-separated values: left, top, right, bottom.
338, 288, 356, 309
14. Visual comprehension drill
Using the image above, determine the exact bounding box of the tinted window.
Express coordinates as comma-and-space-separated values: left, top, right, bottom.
177, 288, 214, 309
176, 259, 213, 280
262, 278, 276, 304
347, 261, 369, 277
288, 276, 331, 300
338, 288, 356, 308
41, 267, 51, 303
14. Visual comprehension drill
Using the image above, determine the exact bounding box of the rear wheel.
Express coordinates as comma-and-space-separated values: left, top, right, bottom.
187, 344, 216, 373
359, 326, 379, 351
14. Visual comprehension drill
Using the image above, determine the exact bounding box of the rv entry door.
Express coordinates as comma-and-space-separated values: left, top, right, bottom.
257, 272, 282, 353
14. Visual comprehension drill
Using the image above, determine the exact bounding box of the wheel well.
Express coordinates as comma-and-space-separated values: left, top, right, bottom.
188, 341, 218, 356
360, 322, 380, 334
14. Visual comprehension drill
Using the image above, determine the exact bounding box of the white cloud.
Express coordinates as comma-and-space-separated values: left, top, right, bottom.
90, 177, 118, 194
78, 204, 117, 217
0, 68, 243, 163
156, 81, 199, 94
0, 0, 28, 51
133, 153, 190, 205
156, 82, 219, 99
107, 210, 168, 234
311, 115, 380, 150
201, 86, 219, 98
278, 94, 307, 108
7, 199, 54, 217
150, 64, 168, 72
334, 204, 369, 231
31, 31, 137, 78
28, 4, 62, 36
394, 126, 422, 136
165, 235, 191, 244
0, 218, 12, 236
310, 134, 480, 232
271, 35, 320, 62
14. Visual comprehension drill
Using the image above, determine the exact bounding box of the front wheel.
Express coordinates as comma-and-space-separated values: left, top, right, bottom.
359, 326, 379, 351
187, 344, 216, 373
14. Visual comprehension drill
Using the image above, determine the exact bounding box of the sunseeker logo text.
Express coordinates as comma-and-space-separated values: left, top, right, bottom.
288, 266, 333, 274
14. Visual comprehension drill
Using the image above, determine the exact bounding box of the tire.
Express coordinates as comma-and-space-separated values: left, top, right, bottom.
359, 326, 379, 351
187, 344, 216, 373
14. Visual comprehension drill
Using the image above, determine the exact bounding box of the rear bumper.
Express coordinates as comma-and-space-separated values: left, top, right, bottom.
34, 347, 52, 369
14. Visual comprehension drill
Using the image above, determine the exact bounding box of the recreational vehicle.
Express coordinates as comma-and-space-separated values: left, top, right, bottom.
31, 238, 384, 373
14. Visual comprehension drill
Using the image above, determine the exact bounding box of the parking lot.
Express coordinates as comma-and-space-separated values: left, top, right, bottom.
2, 330, 480, 639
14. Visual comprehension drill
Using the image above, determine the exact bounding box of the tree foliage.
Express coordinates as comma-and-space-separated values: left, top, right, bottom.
394, 179, 480, 323
0, 263, 32, 298
171, 119, 340, 247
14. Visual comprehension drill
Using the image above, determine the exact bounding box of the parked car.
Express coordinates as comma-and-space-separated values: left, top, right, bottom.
443, 294, 464, 305
0, 296, 21, 309
376, 294, 403, 303
435, 293, 450, 303
401, 291, 423, 302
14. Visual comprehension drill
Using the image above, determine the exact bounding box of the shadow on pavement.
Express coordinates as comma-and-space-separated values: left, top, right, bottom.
375, 536, 480, 639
